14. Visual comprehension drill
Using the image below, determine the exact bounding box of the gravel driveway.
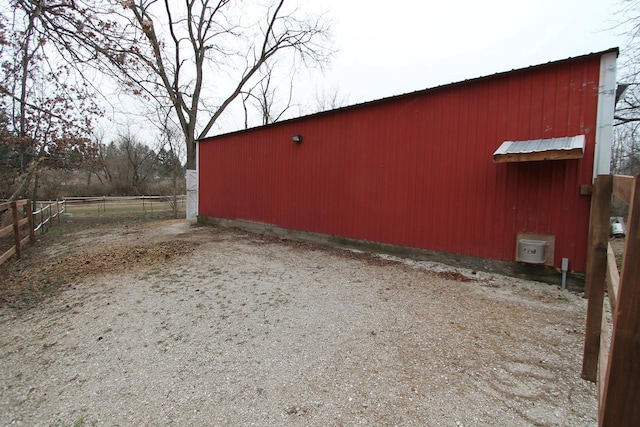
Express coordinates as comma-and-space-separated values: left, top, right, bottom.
0, 220, 596, 426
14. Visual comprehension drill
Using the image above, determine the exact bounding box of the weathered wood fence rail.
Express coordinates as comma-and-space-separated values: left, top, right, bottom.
0, 199, 65, 267
582, 174, 640, 426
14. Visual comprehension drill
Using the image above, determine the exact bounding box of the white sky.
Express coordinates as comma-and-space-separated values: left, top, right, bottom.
282, 0, 627, 116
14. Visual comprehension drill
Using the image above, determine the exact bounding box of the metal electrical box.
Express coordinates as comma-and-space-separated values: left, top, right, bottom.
517, 239, 547, 264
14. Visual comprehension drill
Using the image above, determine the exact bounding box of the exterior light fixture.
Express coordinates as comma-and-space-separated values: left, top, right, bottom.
292, 134, 303, 144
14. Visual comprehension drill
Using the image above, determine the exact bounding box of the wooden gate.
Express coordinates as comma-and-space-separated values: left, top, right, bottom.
582, 174, 640, 425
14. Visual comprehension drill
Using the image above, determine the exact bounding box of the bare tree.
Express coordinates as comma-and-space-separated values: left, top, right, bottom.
20, 0, 332, 169
615, 87, 640, 124
0, 3, 102, 200
611, 0, 640, 174
101, 132, 157, 195
241, 61, 296, 128
312, 84, 350, 113
131, 0, 331, 168
157, 114, 186, 217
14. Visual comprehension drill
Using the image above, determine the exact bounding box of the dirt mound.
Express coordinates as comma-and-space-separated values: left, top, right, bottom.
50, 241, 197, 276
1, 232, 198, 307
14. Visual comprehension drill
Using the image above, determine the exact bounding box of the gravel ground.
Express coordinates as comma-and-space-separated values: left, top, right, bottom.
0, 219, 597, 426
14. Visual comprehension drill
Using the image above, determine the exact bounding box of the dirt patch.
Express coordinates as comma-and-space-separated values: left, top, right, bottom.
0, 219, 202, 307
0, 219, 597, 425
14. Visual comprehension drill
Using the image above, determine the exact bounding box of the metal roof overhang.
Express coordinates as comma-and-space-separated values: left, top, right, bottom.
492, 135, 585, 163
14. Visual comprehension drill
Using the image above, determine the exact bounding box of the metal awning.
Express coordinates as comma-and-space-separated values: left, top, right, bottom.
492, 135, 585, 163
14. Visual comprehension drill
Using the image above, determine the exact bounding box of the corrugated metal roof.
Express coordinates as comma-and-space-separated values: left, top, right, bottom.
493, 135, 585, 163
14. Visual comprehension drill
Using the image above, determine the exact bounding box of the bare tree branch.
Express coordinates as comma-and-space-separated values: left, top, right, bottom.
5, 0, 332, 170
611, 1, 640, 174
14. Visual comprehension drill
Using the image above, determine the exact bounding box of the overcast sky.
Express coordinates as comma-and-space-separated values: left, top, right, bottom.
281, 0, 628, 115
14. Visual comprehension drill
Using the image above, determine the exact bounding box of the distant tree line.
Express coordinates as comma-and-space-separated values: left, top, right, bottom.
1, 129, 185, 200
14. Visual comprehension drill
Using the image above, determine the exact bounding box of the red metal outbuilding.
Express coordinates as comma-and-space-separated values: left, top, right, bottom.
197, 49, 618, 273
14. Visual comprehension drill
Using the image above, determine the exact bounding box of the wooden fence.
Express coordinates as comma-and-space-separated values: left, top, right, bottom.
0, 199, 65, 267
582, 174, 640, 426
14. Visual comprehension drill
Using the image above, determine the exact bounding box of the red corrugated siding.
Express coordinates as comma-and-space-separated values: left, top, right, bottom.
199, 53, 603, 272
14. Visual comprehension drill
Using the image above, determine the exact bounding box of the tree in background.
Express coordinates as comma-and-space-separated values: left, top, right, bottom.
613, 0, 640, 174
612, 122, 640, 175
0, 3, 102, 200
101, 133, 158, 195
312, 85, 350, 113
19, 0, 333, 170
158, 118, 186, 217
241, 61, 297, 128
119, 0, 332, 169
156, 147, 185, 180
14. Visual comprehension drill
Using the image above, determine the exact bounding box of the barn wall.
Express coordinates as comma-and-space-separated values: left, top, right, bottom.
199, 53, 606, 272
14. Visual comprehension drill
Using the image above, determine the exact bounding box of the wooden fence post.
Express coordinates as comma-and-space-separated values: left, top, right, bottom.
11, 201, 21, 259
599, 174, 640, 426
582, 174, 612, 381
27, 200, 35, 244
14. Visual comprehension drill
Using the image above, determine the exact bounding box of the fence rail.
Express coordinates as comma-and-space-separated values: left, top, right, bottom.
63, 195, 185, 214
33, 200, 65, 234
582, 173, 640, 426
